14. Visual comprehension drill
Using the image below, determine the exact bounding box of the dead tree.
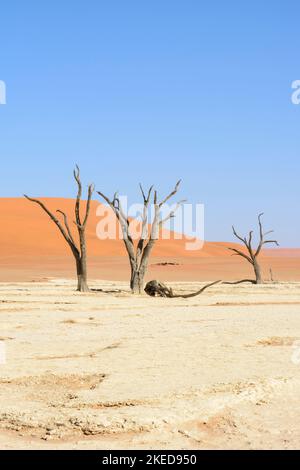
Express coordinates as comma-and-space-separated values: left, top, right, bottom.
97, 181, 184, 294
145, 280, 221, 298
24, 166, 94, 292
228, 213, 279, 284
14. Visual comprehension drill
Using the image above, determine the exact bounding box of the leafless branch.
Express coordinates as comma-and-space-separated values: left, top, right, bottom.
229, 213, 279, 284
73, 165, 82, 227
145, 280, 222, 298
159, 199, 187, 227
223, 279, 257, 285
82, 183, 95, 227
24, 167, 93, 292
24, 195, 75, 250
228, 247, 253, 264
97, 180, 183, 293
158, 180, 181, 207
56, 210, 77, 247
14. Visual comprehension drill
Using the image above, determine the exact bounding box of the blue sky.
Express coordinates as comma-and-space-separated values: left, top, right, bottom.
0, 1, 299, 246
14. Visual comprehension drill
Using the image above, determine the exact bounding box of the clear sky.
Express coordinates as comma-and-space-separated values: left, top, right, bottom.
0, 1, 299, 246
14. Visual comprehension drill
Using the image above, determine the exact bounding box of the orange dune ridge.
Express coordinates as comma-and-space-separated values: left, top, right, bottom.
0, 197, 231, 258
0, 198, 299, 282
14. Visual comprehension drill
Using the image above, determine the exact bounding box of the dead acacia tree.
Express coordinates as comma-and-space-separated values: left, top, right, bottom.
97, 181, 184, 294
144, 280, 222, 298
24, 166, 94, 292
228, 213, 279, 284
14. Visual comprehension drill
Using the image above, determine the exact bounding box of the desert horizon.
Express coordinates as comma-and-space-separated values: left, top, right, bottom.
0, 197, 299, 284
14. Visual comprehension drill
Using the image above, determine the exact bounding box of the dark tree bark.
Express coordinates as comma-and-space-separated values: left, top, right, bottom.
228, 213, 279, 284
144, 280, 221, 298
98, 181, 184, 294
24, 166, 94, 292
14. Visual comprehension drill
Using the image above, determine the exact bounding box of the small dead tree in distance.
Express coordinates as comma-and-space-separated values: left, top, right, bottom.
97, 181, 184, 294
24, 166, 94, 292
228, 213, 279, 284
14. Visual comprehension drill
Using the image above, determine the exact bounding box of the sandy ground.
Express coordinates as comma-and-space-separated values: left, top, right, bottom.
1, 278, 300, 450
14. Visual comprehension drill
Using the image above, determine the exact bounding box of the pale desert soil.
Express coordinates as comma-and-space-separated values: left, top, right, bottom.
0, 279, 300, 450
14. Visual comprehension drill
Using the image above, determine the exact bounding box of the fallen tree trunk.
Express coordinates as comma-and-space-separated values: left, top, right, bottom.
144, 280, 221, 298
222, 279, 257, 285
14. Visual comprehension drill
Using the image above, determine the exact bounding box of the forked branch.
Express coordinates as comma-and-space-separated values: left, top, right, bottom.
24, 166, 94, 292
228, 213, 279, 284
97, 179, 184, 294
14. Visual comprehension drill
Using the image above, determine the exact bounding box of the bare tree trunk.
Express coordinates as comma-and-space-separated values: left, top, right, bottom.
229, 213, 279, 286
25, 166, 94, 292
130, 268, 144, 294
76, 256, 89, 292
76, 227, 89, 292
253, 260, 262, 284
130, 240, 154, 294
145, 280, 221, 298
98, 181, 183, 295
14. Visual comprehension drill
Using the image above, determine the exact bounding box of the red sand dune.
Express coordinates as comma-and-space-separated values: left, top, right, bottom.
0, 198, 299, 282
